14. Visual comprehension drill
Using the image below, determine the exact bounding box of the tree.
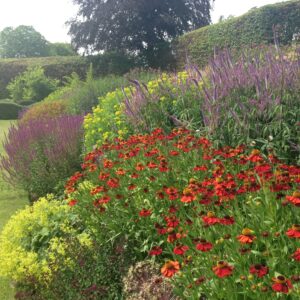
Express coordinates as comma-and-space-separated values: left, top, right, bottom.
48, 43, 78, 56
0, 26, 49, 58
68, 0, 214, 68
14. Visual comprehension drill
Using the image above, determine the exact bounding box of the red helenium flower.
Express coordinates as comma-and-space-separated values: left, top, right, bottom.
292, 248, 300, 261
139, 209, 152, 217
196, 239, 213, 252
202, 212, 220, 225
237, 228, 256, 244
272, 276, 293, 294
212, 261, 234, 278
286, 225, 300, 238
161, 260, 180, 278
173, 244, 189, 255
149, 246, 163, 256
286, 191, 300, 207
68, 199, 78, 206
249, 264, 269, 278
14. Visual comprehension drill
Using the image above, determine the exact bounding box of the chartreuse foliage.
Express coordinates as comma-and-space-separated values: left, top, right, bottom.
7, 66, 58, 103
0, 195, 91, 282
177, 0, 300, 66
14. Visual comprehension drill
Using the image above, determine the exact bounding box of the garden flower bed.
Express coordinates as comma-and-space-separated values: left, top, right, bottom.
65, 128, 300, 299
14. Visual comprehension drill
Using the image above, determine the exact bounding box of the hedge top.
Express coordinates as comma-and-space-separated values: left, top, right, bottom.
177, 0, 300, 66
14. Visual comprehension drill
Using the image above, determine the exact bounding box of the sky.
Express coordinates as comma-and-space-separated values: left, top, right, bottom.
0, 0, 290, 43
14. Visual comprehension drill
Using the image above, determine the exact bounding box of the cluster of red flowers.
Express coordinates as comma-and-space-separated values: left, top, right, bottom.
66, 128, 300, 297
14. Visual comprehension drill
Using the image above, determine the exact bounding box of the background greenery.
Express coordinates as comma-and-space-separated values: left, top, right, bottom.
176, 0, 300, 66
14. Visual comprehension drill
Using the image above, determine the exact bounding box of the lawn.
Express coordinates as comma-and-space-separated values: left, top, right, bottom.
0, 120, 28, 300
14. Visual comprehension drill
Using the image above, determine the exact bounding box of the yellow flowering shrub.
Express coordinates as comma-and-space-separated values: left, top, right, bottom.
83, 71, 196, 150
0, 195, 91, 282
84, 88, 132, 150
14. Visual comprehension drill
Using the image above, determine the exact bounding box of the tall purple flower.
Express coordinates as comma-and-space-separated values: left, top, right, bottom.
0, 115, 84, 200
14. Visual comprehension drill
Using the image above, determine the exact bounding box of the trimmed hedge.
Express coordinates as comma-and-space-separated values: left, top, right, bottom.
176, 0, 300, 66
0, 100, 24, 120
0, 56, 88, 98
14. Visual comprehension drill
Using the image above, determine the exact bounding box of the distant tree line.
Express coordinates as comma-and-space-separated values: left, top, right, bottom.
0, 25, 77, 58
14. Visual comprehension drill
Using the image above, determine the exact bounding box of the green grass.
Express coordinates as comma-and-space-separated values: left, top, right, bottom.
0, 120, 28, 300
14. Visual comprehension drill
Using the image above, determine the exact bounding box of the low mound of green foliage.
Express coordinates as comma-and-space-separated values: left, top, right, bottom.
0, 100, 24, 120
177, 0, 300, 66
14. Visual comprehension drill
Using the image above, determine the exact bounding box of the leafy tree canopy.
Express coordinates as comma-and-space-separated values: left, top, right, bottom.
68, 0, 214, 68
48, 43, 77, 56
0, 26, 49, 58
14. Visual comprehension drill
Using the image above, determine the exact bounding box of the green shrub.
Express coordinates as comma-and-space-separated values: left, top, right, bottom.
7, 66, 58, 103
0, 56, 88, 99
0, 195, 91, 286
19, 100, 68, 124
44, 68, 158, 115
177, 0, 300, 66
0, 100, 24, 120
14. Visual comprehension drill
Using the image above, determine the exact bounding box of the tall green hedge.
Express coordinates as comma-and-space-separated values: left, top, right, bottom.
0, 56, 88, 99
176, 0, 300, 67
0, 100, 24, 120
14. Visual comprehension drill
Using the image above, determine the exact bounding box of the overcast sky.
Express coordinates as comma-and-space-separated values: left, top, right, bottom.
0, 0, 290, 43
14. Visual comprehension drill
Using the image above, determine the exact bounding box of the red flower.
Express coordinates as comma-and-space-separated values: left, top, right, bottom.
249, 264, 269, 278
135, 163, 145, 171
212, 261, 234, 278
161, 261, 180, 278
90, 186, 105, 195
219, 216, 235, 225
169, 150, 179, 156
107, 178, 119, 188
149, 246, 163, 256
173, 244, 189, 255
68, 199, 77, 206
165, 216, 180, 228
202, 212, 220, 225
286, 191, 300, 207
165, 187, 179, 200
147, 161, 157, 169
115, 168, 126, 175
193, 165, 208, 172
131, 173, 139, 179
181, 188, 196, 203
286, 225, 300, 238
237, 228, 256, 244
247, 149, 263, 163
97, 195, 111, 205
196, 239, 213, 252
292, 248, 300, 261
139, 209, 152, 217
128, 184, 137, 190
272, 276, 293, 294
98, 172, 110, 181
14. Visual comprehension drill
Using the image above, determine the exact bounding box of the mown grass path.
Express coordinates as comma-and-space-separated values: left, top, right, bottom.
0, 120, 28, 299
